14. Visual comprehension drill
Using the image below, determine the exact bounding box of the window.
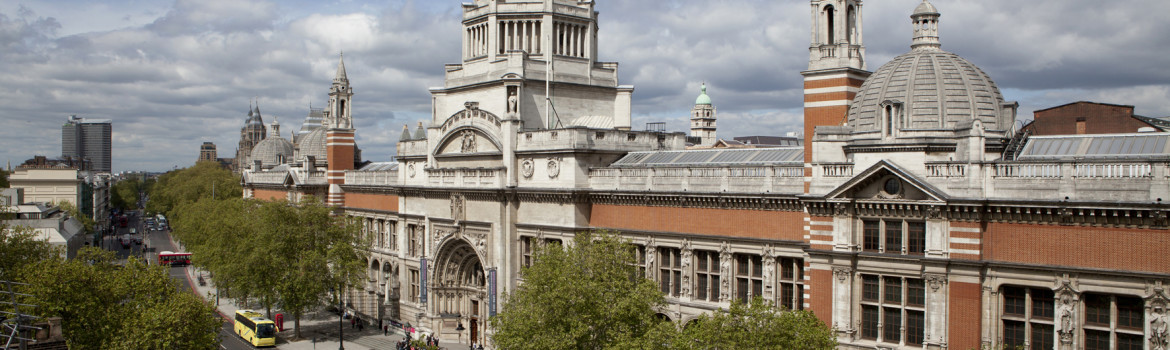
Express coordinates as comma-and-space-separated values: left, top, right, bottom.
407, 224, 420, 257
658, 248, 682, 297
735, 254, 763, 303
859, 274, 925, 345
632, 244, 647, 279
387, 221, 397, 251
861, 219, 926, 254
409, 269, 420, 303
777, 257, 804, 310
520, 237, 534, 268
694, 250, 719, 302
1082, 293, 1145, 350
999, 286, 1055, 350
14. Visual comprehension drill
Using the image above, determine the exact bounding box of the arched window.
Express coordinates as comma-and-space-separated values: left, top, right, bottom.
339, 99, 346, 117
885, 104, 894, 136
847, 5, 856, 44
824, 5, 835, 44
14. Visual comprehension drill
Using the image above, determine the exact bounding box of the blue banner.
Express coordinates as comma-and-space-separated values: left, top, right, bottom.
420, 257, 427, 305
488, 268, 497, 317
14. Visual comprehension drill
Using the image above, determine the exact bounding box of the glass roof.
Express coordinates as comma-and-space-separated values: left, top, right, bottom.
610, 147, 803, 167
357, 162, 399, 171
1017, 133, 1170, 159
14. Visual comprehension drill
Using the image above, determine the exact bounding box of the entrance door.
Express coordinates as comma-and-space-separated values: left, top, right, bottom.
470, 300, 479, 343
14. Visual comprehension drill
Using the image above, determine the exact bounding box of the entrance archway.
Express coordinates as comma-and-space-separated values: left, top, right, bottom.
433, 238, 486, 343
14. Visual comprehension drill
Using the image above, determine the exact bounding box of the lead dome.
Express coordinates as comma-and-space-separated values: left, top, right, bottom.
845, 0, 1016, 135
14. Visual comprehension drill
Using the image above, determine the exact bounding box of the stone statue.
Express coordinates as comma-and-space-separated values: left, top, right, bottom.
1057, 292, 1076, 345
1153, 301, 1169, 350
507, 90, 518, 114
460, 130, 476, 153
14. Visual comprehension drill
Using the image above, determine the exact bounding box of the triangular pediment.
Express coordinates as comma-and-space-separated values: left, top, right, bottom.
824, 160, 948, 202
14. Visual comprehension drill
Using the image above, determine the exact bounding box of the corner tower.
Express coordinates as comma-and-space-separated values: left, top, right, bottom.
801, 0, 870, 183
325, 53, 356, 206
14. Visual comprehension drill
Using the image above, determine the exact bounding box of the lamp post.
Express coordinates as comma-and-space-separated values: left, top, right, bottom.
337, 287, 345, 350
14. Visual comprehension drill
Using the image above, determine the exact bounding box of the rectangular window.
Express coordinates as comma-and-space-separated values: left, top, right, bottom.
388, 221, 398, 251
863, 220, 881, 251
632, 245, 647, 278
862, 275, 880, 302
407, 224, 419, 257
1032, 288, 1055, 319
906, 310, 925, 345
883, 277, 902, 304
907, 221, 926, 254
1117, 333, 1144, 350
777, 257, 804, 310
409, 269, 420, 303
1002, 286, 1026, 316
861, 305, 879, 339
884, 221, 903, 253
1031, 324, 1054, 350
1084, 330, 1110, 350
734, 254, 763, 303
1002, 320, 1025, 348
882, 307, 901, 343
520, 237, 533, 268
1084, 294, 1111, 326
907, 278, 925, 307
694, 250, 719, 302
1116, 296, 1144, 329
658, 247, 682, 297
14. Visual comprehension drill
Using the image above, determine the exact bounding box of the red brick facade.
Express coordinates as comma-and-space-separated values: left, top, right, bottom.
1026, 101, 1155, 135
589, 204, 805, 241
985, 222, 1170, 274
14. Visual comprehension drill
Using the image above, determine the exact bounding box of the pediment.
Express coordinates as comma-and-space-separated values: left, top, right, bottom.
824, 160, 948, 202
436, 127, 502, 156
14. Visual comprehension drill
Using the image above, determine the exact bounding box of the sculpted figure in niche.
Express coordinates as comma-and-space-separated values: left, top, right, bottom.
507, 89, 518, 114
1057, 293, 1076, 345
1153, 301, 1169, 350
460, 130, 477, 153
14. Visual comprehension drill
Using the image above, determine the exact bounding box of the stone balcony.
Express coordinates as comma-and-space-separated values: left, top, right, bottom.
588, 166, 804, 194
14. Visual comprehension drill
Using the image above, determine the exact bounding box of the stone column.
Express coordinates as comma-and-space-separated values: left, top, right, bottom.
831, 266, 853, 339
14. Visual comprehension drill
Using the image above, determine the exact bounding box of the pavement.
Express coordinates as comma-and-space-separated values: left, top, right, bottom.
170, 234, 474, 350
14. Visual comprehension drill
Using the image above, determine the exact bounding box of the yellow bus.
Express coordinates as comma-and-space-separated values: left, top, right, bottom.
233, 310, 276, 347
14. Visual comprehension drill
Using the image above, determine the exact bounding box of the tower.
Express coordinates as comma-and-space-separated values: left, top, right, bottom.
690, 83, 717, 147
61, 115, 112, 173
801, 0, 869, 182
325, 53, 356, 207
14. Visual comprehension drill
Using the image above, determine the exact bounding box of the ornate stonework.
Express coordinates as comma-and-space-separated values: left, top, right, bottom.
924, 273, 947, 292
547, 158, 561, 179
1148, 281, 1170, 350
833, 267, 851, 282
520, 159, 534, 179
1053, 274, 1080, 348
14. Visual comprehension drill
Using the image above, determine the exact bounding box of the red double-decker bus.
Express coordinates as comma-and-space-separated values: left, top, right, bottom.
158, 251, 192, 266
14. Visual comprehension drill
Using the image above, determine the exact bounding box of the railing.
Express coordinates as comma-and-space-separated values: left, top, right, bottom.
926, 163, 966, 178
1074, 163, 1152, 178
821, 164, 853, 178
819, 46, 836, 58
425, 168, 503, 188
994, 163, 1062, 178
589, 166, 804, 193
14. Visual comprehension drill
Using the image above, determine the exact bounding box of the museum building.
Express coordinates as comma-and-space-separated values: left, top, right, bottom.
240, 1, 1170, 349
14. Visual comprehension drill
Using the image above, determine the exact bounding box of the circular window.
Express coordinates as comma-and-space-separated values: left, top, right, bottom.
883, 178, 901, 195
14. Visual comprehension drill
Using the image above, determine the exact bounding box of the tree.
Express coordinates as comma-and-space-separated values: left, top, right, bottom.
490, 230, 666, 350
170, 196, 368, 340
18, 247, 222, 349
111, 178, 143, 211
0, 217, 58, 279
0, 168, 9, 188
657, 297, 837, 350
147, 162, 240, 216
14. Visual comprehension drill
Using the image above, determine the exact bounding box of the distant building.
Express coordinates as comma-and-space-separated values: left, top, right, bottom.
61, 115, 112, 173
9, 156, 110, 236
690, 84, 717, 147
233, 103, 267, 172
0, 194, 86, 259
199, 142, 217, 163
1022, 101, 1168, 136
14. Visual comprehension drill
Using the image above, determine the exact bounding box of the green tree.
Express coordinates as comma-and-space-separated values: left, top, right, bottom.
18, 247, 222, 349
110, 178, 143, 211
171, 196, 368, 340
147, 162, 240, 216
656, 297, 837, 350
0, 217, 58, 279
0, 168, 9, 188
490, 230, 666, 350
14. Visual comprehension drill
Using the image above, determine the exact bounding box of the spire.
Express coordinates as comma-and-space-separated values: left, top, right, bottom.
911, 0, 942, 51
414, 122, 426, 140
270, 116, 281, 137
248, 100, 254, 118
400, 124, 413, 141
333, 52, 349, 84
254, 100, 262, 118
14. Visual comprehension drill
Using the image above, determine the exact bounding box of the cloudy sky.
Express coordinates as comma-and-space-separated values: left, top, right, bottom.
2, 0, 1168, 172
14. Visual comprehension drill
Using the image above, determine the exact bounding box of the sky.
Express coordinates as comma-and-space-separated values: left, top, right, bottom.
1, 0, 1169, 173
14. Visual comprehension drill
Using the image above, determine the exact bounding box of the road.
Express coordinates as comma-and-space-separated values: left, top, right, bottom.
102, 211, 255, 350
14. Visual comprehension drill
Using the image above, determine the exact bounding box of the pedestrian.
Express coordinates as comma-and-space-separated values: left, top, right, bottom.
384, 324, 389, 336
350, 315, 356, 329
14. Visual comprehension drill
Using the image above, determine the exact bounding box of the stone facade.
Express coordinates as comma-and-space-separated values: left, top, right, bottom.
241, 1, 1170, 349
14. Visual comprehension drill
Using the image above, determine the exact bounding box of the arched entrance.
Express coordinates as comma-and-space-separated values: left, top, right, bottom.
433, 238, 486, 344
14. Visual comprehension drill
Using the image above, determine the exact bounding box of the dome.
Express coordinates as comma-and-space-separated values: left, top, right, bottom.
295, 127, 328, 164
250, 135, 294, 168
913, 0, 939, 15
694, 84, 712, 105
845, 0, 1013, 134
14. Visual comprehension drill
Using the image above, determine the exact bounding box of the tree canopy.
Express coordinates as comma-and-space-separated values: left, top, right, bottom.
147, 161, 240, 216
111, 177, 147, 211
0, 218, 58, 279
490, 230, 838, 350
18, 248, 222, 350
0, 168, 9, 188
55, 200, 94, 233
170, 196, 368, 339
490, 230, 666, 350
